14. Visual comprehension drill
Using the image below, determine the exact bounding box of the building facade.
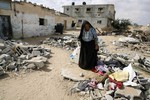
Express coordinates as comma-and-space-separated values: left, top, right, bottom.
0, 0, 76, 39
11, 1, 76, 38
63, 3, 115, 28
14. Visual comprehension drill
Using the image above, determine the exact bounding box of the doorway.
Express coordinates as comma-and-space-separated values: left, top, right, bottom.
0, 15, 12, 39
64, 20, 67, 30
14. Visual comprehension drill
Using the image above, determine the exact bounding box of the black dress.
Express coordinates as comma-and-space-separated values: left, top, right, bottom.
79, 39, 97, 70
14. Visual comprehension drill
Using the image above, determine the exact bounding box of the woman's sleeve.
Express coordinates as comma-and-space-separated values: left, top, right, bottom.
92, 28, 99, 45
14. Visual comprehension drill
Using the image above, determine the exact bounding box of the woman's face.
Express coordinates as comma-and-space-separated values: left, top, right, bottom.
85, 23, 90, 31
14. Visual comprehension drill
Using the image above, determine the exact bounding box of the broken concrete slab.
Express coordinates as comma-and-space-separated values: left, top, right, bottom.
118, 37, 140, 44
26, 63, 36, 69
61, 68, 85, 82
115, 87, 142, 99
32, 50, 41, 57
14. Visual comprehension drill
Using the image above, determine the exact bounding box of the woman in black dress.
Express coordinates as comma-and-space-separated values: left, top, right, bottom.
78, 21, 99, 70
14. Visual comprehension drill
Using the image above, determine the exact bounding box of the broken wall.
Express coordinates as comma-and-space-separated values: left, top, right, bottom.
11, 2, 55, 38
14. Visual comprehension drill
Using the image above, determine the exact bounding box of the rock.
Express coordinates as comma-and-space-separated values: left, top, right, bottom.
90, 89, 102, 100
115, 87, 142, 99
0, 70, 5, 76
19, 55, 26, 60
97, 83, 104, 90
0, 43, 5, 49
118, 37, 140, 44
32, 50, 41, 57
79, 73, 84, 77
7, 62, 17, 70
144, 58, 150, 67
26, 63, 36, 69
133, 54, 140, 62
61, 68, 85, 82
105, 94, 113, 100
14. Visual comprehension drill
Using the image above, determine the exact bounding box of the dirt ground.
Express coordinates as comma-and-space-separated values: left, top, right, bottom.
0, 30, 150, 100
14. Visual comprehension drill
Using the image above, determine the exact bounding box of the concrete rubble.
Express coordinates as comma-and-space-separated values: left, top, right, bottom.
113, 36, 150, 55
0, 39, 51, 75
64, 37, 150, 100
42, 36, 78, 50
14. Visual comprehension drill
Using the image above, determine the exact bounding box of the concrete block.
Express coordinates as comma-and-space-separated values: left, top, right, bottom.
19, 55, 26, 60
0, 43, 5, 49
61, 68, 85, 82
7, 62, 17, 70
26, 63, 36, 69
0, 54, 11, 61
24, 56, 47, 69
105, 94, 113, 100
115, 87, 142, 98
0, 70, 5, 76
32, 50, 41, 57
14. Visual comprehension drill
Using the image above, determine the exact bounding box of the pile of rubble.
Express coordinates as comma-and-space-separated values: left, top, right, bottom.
65, 38, 150, 100
0, 39, 51, 76
42, 36, 78, 50
113, 37, 150, 54
67, 53, 150, 100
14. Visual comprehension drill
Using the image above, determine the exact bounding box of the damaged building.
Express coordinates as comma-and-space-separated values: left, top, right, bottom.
63, 2, 115, 28
0, 0, 76, 39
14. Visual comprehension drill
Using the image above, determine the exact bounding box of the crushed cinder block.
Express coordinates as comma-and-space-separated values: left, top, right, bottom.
32, 50, 41, 57
24, 56, 47, 69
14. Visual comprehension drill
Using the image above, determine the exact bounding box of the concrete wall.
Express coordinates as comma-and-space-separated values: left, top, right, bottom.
55, 14, 76, 29
11, 13, 55, 38
63, 4, 115, 28
10, 1, 76, 38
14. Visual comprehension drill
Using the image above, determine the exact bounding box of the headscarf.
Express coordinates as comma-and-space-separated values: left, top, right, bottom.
78, 20, 94, 41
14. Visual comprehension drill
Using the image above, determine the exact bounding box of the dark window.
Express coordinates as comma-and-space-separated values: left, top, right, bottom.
86, 8, 91, 12
98, 8, 103, 11
67, 8, 69, 11
78, 20, 82, 23
97, 20, 102, 24
75, 8, 79, 11
39, 18, 45, 25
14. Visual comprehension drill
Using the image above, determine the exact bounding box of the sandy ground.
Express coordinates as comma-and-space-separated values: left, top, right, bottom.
0, 30, 150, 100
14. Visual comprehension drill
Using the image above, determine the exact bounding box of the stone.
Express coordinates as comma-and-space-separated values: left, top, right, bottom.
7, 62, 17, 70
26, 63, 36, 69
118, 37, 140, 44
90, 89, 102, 99
19, 55, 26, 60
105, 94, 113, 100
97, 83, 104, 90
32, 50, 41, 57
0, 70, 5, 76
133, 54, 140, 62
61, 68, 85, 82
79, 73, 84, 77
144, 58, 150, 67
0, 43, 5, 49
24, 57, 45, 69
43, 51, 50, 57
115, 87, 142, 98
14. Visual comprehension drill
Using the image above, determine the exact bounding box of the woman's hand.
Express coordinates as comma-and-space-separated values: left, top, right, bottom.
95, 44, 99, 51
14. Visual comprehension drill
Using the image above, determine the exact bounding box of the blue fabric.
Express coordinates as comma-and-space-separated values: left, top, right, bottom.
82, 28, 98, 44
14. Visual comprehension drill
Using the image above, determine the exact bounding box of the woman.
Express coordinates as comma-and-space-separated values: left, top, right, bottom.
78, 21, 99, 70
